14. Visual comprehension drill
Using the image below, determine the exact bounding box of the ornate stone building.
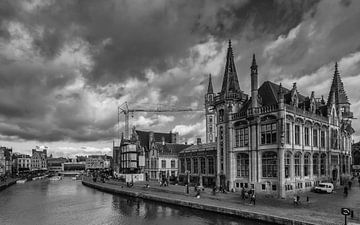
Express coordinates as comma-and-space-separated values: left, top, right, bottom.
207, 41, 354, 197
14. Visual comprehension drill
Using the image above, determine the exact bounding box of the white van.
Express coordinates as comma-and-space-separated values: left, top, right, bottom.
314, 182, 334, 193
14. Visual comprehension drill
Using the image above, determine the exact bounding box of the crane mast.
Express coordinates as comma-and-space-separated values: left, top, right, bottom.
118, 102, 202, 140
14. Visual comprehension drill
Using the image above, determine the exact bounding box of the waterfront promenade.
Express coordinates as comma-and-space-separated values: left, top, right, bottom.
0, 178, 17, 191
83, 178, 360, 225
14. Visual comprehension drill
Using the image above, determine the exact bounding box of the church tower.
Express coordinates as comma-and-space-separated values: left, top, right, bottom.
205, 74, 216, 143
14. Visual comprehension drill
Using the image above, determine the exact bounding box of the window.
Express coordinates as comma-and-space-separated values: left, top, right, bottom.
208, 157, 214, 174
313, 129, 318, 147
261, 123, 277, 145
285, 152, 291, 178
161, 160, 166, 168
304, 153, 310, 176
294, 152, 301, 177
186, 158, 191, 172
320, 153, 326, 175
305, 127, 309, 146
321, 130, 325, 148
193, 158, 198, 174
286, 123, 291, 144
171, 160, 175, 168
219, 109, 224, 122
262, 152, 277, 178
200, 158, 206, 174
235, 127, 249, 147
295, 125, 300, 145
313, 154, 319, 176
236, 153, 249, 177
331, 129, 338, 149
272, 185, 277, 191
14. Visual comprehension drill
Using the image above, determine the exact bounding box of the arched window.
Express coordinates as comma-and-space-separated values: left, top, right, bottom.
320, 153, 326, 175
294, 152, 301, 177
285, 152, 291, 178
193, 158, 198, 174
262, 152, 277, 178
237, 153, 249, 177
186, 158, 191, 172
180, 159, 185, 173
304, 153, 310, 176
200, 158, 206, 174
208, 157, 215, 174
313, 153, 319, 176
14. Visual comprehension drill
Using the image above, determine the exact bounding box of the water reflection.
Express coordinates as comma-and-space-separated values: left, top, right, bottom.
0, 179, 268, 225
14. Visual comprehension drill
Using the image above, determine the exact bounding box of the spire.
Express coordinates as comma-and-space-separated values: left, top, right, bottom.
207, 74, 213, 94
278, 83, 284, 98
251, 54, 257, 68
221, 40, 241, 94
327, 62, 349, 106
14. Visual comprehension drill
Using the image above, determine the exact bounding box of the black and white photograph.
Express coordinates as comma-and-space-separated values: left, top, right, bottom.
1, 0, 360, 225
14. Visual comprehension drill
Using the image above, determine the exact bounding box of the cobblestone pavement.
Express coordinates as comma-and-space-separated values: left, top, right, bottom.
86, 177, 360, 225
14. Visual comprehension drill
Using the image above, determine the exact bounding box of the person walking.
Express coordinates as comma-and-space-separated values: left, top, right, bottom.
250, 192, 256, 205
241, 187, 246, 200
348, 180, 352, 190
344, 186, 348, 197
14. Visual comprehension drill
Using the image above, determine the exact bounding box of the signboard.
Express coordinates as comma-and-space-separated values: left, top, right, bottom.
341, 208, 351, 216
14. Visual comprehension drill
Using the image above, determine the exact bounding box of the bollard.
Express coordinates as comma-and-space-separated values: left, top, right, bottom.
351, 210, 354, 219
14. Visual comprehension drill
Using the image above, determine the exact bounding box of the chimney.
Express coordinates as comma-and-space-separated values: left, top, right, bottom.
197, 138, 202, 145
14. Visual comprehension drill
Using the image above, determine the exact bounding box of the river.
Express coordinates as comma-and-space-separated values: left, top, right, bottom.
0, 178, 269, 225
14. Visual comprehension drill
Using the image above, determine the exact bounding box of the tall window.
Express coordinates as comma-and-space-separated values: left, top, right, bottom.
186, 158, 191, 172
285, 152, 291, 178
236, 153, 249, 177
261, 123, 277, 145
180, 159, 185, 173
286, 123, 291, 144
171, 160, 175, 168
295, 125, 300, 145
304, 153, 310, 176
313, 129, 318, 147
208, 157, 214, 174
294, 152, 301, 177
321, 131, 325, 148
305, 127, 309, 146
262, 152, 277, 178
313, 153, 319, 176
235, 128, 249, 147
331, 129, 338, 149
193, 158, 198, 174
161, 160, 166, 168
320, 153, 326, 175
200, 158, 206, 174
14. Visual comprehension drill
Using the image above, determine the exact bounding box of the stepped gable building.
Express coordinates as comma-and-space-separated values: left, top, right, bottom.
31, 149, 47, 171
206, 40, 354, 198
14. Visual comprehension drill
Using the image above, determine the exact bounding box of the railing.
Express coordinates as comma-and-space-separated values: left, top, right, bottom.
231, 104, 279, 120
342, 111, 353, 118
285, 104, 328, 122
214, 92, 243, 102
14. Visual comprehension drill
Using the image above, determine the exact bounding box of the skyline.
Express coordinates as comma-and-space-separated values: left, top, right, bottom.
1, 0, 360, 156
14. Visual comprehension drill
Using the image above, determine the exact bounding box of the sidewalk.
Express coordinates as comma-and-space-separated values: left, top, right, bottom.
83, 177, 360, 225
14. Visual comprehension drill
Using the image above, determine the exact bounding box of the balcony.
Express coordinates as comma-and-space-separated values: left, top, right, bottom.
231, 104, 279, 120
342, 111, 354, 118
285, 104, 328, 122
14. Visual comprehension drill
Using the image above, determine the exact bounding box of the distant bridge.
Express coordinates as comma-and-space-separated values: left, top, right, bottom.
58, 171, 84, 176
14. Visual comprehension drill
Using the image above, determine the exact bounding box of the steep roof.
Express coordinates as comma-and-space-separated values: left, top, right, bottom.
153, 142, 191, 156
327, 62, 350, 105
221, 40, 241, 94
207, 74, 214, 94
135, 130, 173, 151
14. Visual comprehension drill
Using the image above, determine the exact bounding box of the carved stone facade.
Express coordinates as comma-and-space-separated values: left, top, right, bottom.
208, 41, 354, 198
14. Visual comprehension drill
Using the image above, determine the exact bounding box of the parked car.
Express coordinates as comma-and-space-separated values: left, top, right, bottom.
314, 182, 334, 193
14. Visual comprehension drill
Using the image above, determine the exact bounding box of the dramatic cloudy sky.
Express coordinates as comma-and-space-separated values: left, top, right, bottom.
1, 0, 360, 157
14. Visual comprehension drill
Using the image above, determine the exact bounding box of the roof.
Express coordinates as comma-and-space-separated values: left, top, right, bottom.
327, 63, 350, 105
207, 74, 214, 94
221, 40, 241, 94
153, 142, 191, 155
180, 142, 217, 154
136, 130, 173, 151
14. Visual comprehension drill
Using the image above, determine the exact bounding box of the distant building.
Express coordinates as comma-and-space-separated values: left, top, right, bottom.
62, 162, 86, 172
47, 157, 68, 173
113, 128, 178, 175
86, 155, 112, 170
147, 142, 190, 181
352, 142, 360, 175
13, 154, 32, 173
0, 147, 13, 175
31, 149, 47, 171
178, 142, 217, 187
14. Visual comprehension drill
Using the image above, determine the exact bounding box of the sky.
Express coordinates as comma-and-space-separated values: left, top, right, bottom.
1, 0, 360, 157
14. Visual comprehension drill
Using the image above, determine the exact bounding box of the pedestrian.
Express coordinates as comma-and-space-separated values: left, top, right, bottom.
241, 187, 246, 200
296, 195, 300, 205
250, 192, 256, 205
293, 195, 298, 205
186, 184, 189, 194
344, 186, 348, 197
212, 186, 217, 196
348, 180, 352, 190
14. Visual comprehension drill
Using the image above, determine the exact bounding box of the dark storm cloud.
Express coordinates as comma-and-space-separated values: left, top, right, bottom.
0, 0, 321, 144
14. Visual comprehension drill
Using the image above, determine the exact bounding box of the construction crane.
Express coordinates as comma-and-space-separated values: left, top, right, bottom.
118, 102, 203, 139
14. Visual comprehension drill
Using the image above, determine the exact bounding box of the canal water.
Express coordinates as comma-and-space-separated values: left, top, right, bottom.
0, 178, 269, 225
